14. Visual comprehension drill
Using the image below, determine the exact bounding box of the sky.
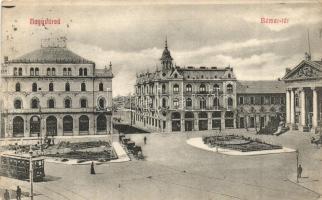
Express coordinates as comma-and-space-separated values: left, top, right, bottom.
2, 0, 322, 96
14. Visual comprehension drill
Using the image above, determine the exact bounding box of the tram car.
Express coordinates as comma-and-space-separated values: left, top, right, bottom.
0, 153, 45, 181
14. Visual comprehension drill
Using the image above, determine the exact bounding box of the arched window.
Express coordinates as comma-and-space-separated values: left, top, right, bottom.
99, 98, 105, 108
32, 83, 37, 92
14, 67, 18, 75
14, 99, 22, 109
31, 98, 39, 109
68, 68, 72, 75
79, 68, 83, 76
173, 84, 179, 93
171, 112, 181, 120
30, 68, 34, 76
47, 68, 51, 76
97, 114, 107, 131
84, 68, 87, 76
213, 97, 219, 107
18, 68, 22, 76
15, 83, 21, 92
228, 73, 231, 78
48, 99, 55, 108
64, 98, 71, 108
80, 99, 87, 108
200, 97, 206, 109
35, 68, 39, 76
186, 98, 192, 107
79, 115, 89, 132
65, 83, 70, 91
185, 112, 194, 118
52, 68, 56, 76
81, 83, 86, 91
13, 116, 24, 136
186, 84, 192, 92
227, 84, 233, 93
63, 68, 67, 76
63, 115, 73, 132
198, 112, 208, 118
49, 83, 54, 91
199, 84, 206, 92
99, 83, 104, 91
228, 97, 233, 106
213, 84, 219, 92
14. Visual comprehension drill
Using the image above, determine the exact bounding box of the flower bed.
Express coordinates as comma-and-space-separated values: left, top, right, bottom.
203, 135, 282, 152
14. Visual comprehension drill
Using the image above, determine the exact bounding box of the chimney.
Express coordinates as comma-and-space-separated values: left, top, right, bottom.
285, 68, 291, 74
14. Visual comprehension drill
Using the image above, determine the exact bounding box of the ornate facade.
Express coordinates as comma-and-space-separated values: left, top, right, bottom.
282, 55, 322, 132
133, 40, 286, 132
0, 38, 113, 138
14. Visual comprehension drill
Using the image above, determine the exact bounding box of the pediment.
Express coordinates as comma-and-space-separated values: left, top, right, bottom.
283, 61, 322, 80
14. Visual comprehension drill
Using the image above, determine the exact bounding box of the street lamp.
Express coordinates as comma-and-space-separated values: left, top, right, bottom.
296, 149, 299, 183
29, 146, 34, 200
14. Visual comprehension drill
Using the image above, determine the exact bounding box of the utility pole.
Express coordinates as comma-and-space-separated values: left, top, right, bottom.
29, 146, 34, 200
130, 93, 132, 126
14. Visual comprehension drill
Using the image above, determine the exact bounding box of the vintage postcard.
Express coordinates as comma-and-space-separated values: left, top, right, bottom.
0, 0, 322, 199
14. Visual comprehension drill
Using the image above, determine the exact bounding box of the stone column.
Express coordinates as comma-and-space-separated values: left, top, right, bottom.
300, 88, 307, 129
207, 112, 212, 130
312, 87, 318, 129
290, 89, 295, 129
286, 89, 291, 124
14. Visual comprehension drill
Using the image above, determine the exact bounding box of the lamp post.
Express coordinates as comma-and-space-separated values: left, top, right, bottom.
38, 105, 43, 154
29, 146, 34, 200
296, 149, 299, 183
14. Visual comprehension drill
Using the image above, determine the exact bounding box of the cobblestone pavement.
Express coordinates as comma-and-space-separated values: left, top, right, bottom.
1, 129, 321, 200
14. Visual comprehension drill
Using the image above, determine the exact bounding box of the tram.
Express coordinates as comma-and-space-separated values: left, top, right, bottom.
0, 153, 45, 181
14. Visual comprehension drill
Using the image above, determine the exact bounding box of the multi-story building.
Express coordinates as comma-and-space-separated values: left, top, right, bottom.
133, 40, 286, 132
0, 38, 113, 138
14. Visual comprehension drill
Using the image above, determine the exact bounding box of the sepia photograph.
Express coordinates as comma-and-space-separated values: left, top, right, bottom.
0, 0, 322, 199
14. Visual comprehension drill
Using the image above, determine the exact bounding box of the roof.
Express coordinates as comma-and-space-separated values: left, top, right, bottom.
282, 60, 322, 80
10, 47, 94, 64
237, 81, 286, 94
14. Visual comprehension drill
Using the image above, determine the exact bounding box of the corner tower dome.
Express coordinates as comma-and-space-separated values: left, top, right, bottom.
160, 38, 173, 70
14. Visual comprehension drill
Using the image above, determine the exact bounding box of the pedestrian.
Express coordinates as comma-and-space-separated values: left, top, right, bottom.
4, 189, 10, 200
144, 136, 147, 145
90, 161, 95, 175
16, 186, 21, 200
297, 164, 302, 178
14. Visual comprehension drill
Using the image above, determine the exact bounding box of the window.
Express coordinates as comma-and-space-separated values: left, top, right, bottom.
260, 96, 265, 105
64, 98, 71, 108
52, 68, 56, 76
162, 84, 166, 93
99, 98, 105, 108
79, 68, 83, 76
63, 115, 73, 132
48, 99, 55, 108
30, 68, 34, 76
14, 99, 22, 109
84, 68, 87, 76
213, 97, 219, 107
49, 83, 54, 91
200, 98, 206, 109
186, 98, 192, 107
47, 68, 51, 76
18, 68, 22, 76
239, 96, 244, 105
199, 84, 206, 92
63, 68, 67, 76
271, 96, 275, 104
173, 99, 179, 108
281, 97, 285, 105
65, 83, 70, 91
173, 84, 179, 93
68, 68, 72, 75
228, 97, 233, 106
15, 83, 21, 92
35, 68, 39, 76
227, 84, 233, 93
228, 74, 231, 78
162, 98, 167, 108
213, 84, 220, 92
79, 115, 89, 132
81, 83, 86, 91
80, 99, 87, 108
14, 67, 18, 75
32, 83, 37, 92
31, 99, 39, 109
250, 96, 255, 104
174, 74, 178, 78
99, 83, 104, 91
186, 84, 192, 92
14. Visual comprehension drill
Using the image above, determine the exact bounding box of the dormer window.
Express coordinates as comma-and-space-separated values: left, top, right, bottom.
174, 74, 178, 78
228, 73, 231, 78
227, 84, 233, 93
